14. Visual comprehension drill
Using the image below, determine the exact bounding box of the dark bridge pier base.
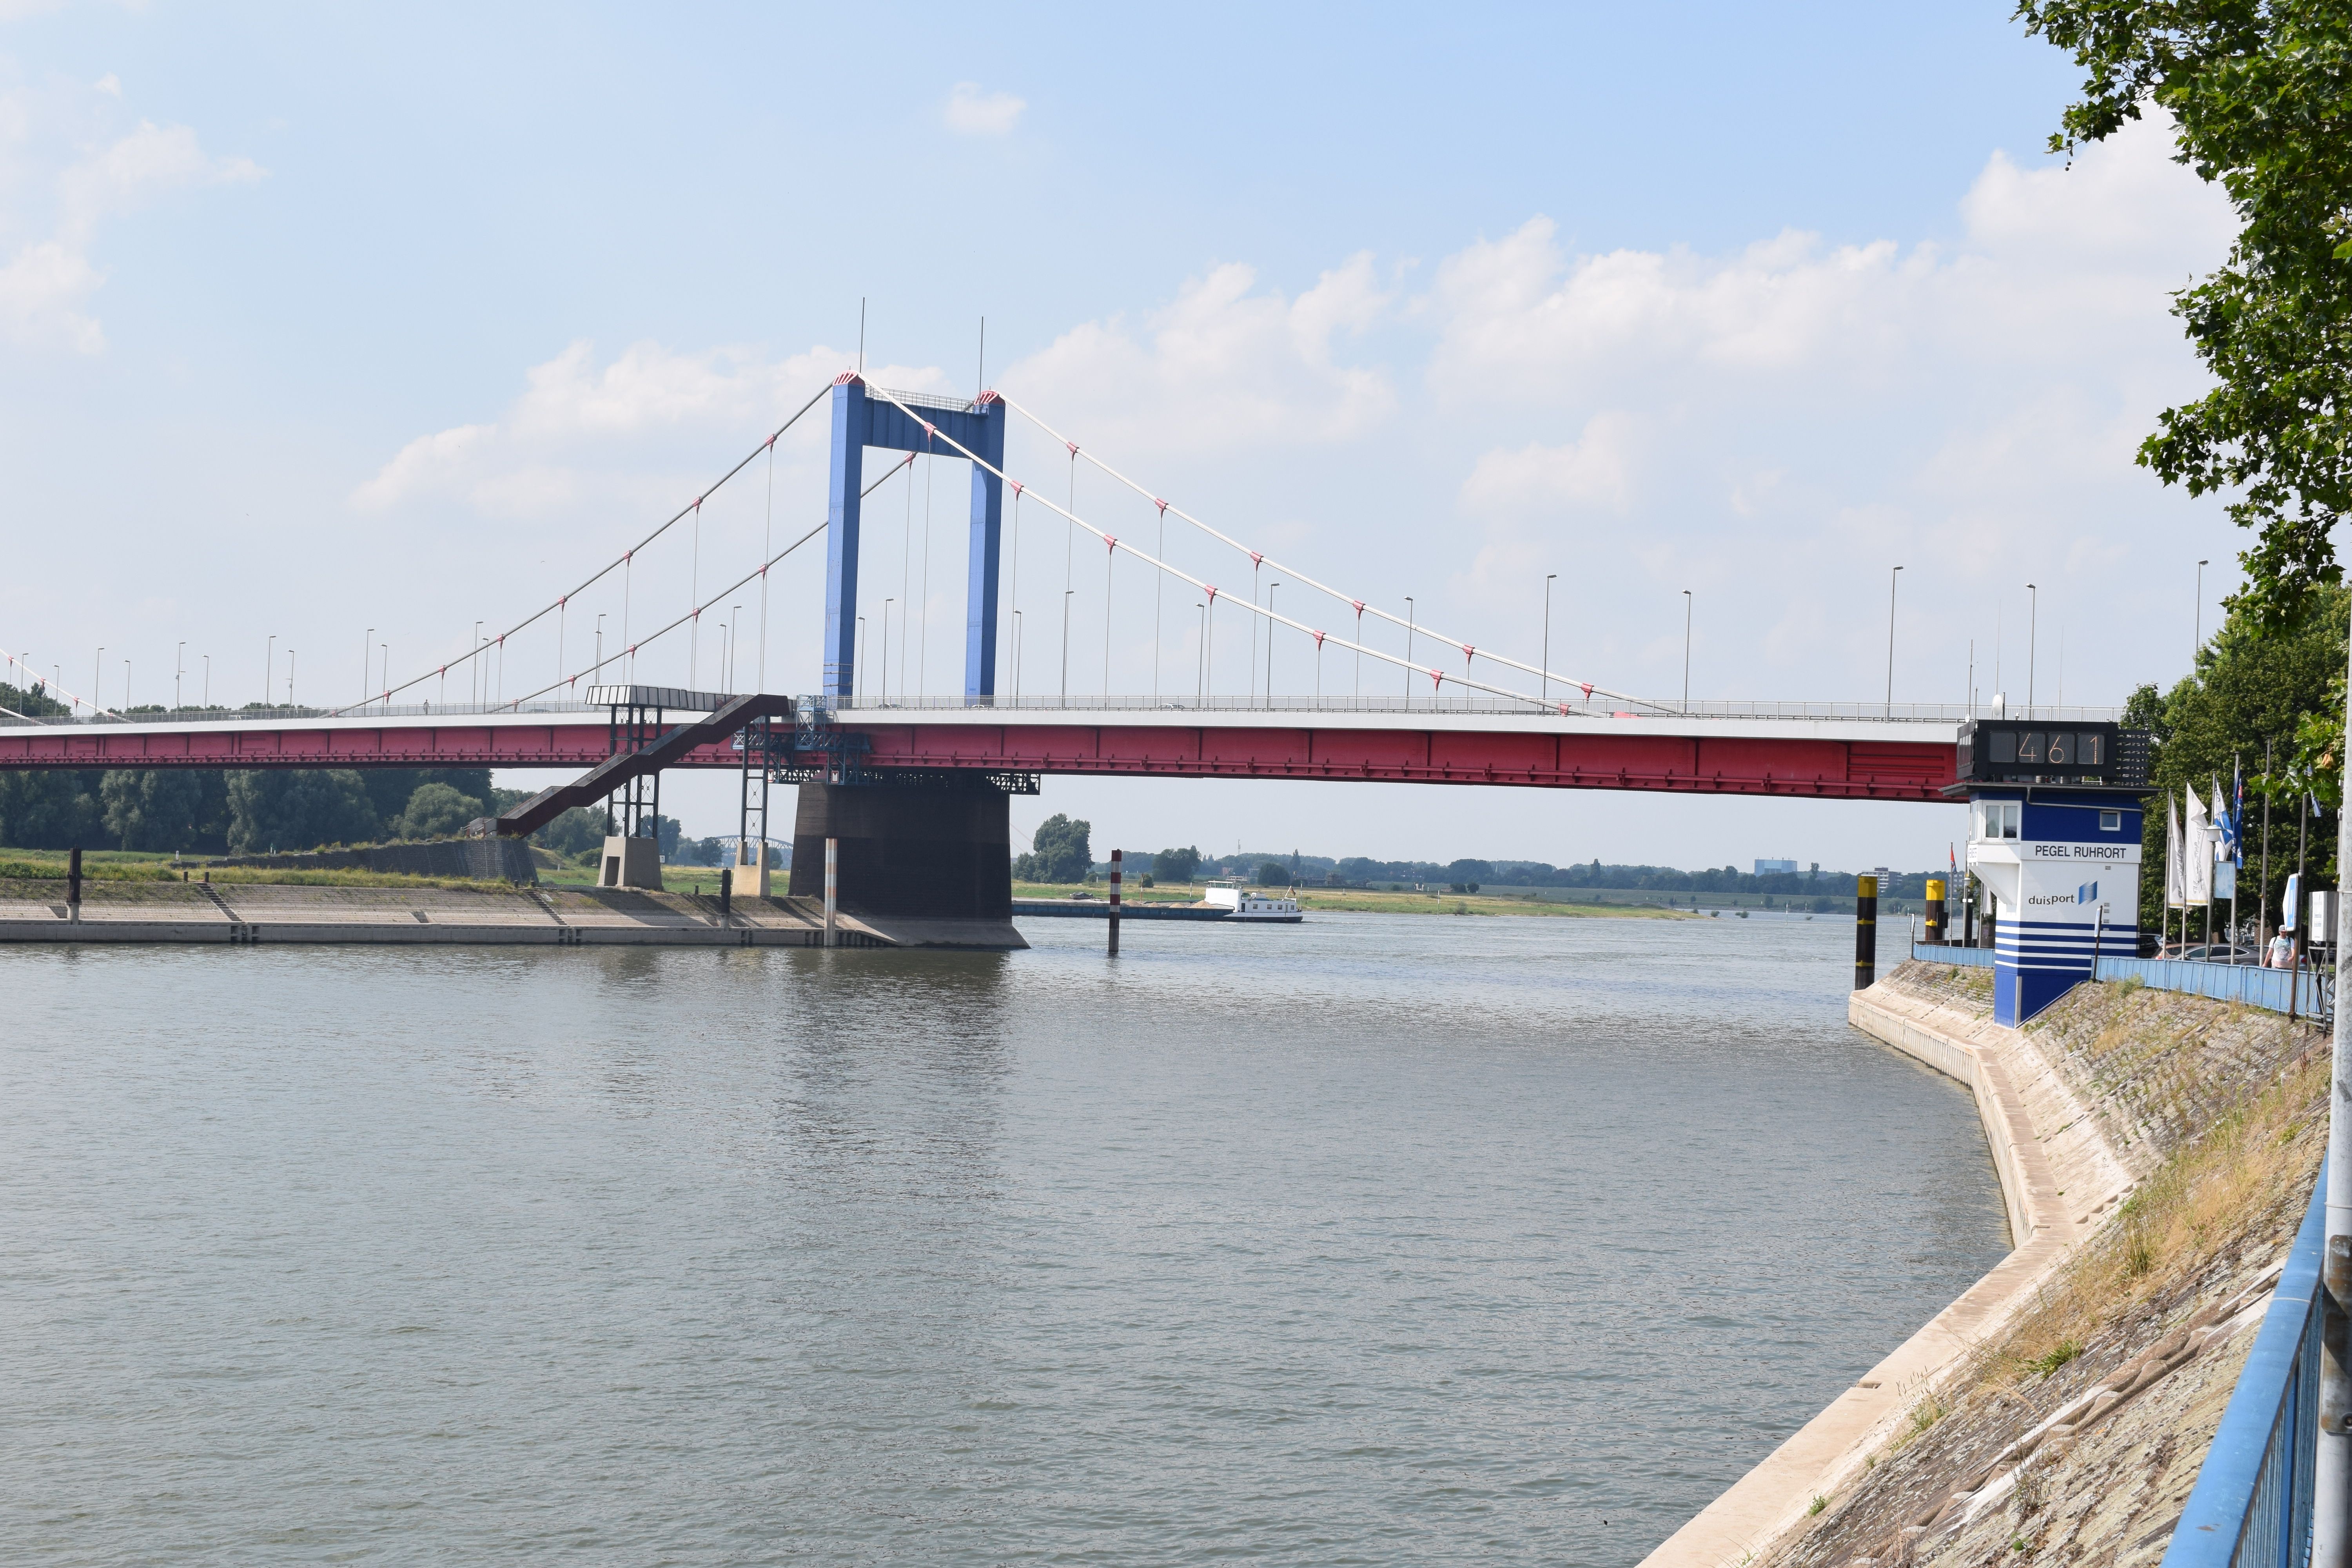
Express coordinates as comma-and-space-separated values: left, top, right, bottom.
788, 779, 1025, 949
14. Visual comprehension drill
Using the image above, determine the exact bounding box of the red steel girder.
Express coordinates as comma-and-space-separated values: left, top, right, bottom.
0, 719, 1955, 800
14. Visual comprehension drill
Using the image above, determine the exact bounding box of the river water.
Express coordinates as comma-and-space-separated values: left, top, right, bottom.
2, 910, 2007, 1566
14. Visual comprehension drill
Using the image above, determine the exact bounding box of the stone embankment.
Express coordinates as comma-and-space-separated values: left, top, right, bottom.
0, 877, 1024, 948
1646, 959, 2325, 1568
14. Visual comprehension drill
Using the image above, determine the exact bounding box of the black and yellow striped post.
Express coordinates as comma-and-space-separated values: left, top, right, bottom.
1854, 874, 1878, 989
1924, 877, 1945, 945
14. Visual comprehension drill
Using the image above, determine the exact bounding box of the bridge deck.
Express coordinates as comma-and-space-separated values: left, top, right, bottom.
0, 699, 1973, 801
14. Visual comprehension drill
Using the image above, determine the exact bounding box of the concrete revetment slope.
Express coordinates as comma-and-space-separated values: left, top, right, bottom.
1638, 978, 2132, 1568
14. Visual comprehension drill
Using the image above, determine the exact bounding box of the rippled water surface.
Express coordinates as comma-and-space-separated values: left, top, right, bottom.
1, 911, 2007, 1565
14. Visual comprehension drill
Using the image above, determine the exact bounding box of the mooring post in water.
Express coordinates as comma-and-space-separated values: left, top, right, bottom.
1924, 877, 1945, 946
1107, 848, 1122, 956
1853, 874, 1877, 989
66, 846, 82, 923
2317, 608, 2352, 1565
823, 837, 839, 948
717, 866, 731, 922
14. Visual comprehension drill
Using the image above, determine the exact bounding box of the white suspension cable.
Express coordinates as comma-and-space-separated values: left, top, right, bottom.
864, 385, 1552, 709
1000, 394, 1650, 712
1, 646, 121, 721
501, 450, 919, 710
333, 379, 835, 717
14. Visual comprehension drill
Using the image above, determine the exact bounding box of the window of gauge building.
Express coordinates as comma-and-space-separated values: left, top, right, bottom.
1975, 800, 2022, 840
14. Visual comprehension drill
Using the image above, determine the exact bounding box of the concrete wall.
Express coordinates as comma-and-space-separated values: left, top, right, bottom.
210, 837, 538, 882
788, 779, 1011, 919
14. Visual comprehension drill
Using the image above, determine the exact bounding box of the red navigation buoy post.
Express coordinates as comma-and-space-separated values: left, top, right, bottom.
1108, 848, 1123, 956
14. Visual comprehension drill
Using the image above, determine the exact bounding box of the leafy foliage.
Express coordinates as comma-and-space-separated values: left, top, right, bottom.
101, 770, 229, 852
390, 782, 486, 840
1151, 844, 1201, 884
0, 680, 70, 719
1014, 813, 1092, 883
224, 770, 379, 855
2133, 584, 2345, 919
2018, 0, 2352, 626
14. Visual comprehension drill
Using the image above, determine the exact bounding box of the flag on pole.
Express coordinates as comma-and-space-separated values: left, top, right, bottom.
2185, 782, 2215, 904
2167, 792, 2186, 909
2231, 759, 2245, 866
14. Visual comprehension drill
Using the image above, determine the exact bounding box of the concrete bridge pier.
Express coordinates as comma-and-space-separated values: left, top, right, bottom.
787, 778, 1025, 949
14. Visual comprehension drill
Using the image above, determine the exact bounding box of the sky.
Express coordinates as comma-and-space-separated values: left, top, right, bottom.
0, 3, 2245, 870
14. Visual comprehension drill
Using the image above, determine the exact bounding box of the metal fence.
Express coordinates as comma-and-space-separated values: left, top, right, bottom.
2095, 956, 2330, 1021
2162, 1161, 2325, 1566
1908, 944, 2331, 1019
0, 691, 2124, 730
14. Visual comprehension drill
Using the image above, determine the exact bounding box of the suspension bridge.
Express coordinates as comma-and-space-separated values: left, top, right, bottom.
0, 370, 2119, 927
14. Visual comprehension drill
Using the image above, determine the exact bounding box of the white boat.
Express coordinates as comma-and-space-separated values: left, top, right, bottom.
1197, 879, 1304, 923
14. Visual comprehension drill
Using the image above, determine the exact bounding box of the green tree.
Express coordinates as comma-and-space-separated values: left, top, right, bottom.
1254, 860, 1291, 886
2018, 1, 2352, 626
392, 782, 487, 840
1152, 844, 1201, 884
0, 769, 103, 848
100, 769, 229, 852
1014, 813, 1092, 883
535, 806, 610, 858
225, 769, 379, 854
0, 681, 70, 719
2133, 585, 2346, 924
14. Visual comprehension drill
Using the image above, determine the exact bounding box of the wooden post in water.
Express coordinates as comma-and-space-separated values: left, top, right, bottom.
1107, 848, 1122, 956
823, 837, 838, 948
1854, 873, 1878, 989
1924, 877, 1945, 946
67, 845, 81, 923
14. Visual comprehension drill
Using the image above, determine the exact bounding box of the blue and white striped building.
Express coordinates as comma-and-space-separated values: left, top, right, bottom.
1968, 786, 2143, 1025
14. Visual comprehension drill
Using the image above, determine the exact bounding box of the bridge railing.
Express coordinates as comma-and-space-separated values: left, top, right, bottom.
0, 699, 613, 728
2161, 1159, 2325, 1566
1910, 943, 2332, 1019
3, 693, 2124, 729
837, 695, 2118, 722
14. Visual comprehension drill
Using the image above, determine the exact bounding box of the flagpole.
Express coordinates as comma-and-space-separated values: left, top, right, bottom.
2231, 756, 2242, 962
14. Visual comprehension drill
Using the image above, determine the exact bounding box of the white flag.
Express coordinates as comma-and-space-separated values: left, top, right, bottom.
2185, 782, 2214, 904
2167, 793, 2186, 909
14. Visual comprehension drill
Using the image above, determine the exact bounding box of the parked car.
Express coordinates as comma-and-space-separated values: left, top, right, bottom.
2157, 943, 2261, 964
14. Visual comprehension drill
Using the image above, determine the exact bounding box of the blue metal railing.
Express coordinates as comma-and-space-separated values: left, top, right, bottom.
2095, 958, 2329, 1020
1907, 944, 2330, 1018
2163, 1161, 2326, 1566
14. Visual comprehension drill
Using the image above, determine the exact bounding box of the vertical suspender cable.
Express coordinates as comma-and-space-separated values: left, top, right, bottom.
760, 438, 773, 693
920, 442, 934, 698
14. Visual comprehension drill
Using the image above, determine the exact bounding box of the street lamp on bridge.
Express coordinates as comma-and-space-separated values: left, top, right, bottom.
2025, 583, 2038, 716
1542, 574, 1556, 705
2195, 558, 2209, 668
1886, 565, 1903, 717
1682, 591, 1693, 714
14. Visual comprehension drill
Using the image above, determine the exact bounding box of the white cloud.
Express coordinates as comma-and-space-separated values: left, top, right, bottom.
944, 82, 1024, 136
1459, 414, 1638, 515
352, 339, 960, 516
1002, 254, 1396, 454
0, 238, 102, 349
0, 81, 263, 352
58, 118, 261, 241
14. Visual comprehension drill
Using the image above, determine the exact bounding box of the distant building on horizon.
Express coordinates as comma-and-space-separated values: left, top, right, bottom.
1754, 858, 1799, 875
